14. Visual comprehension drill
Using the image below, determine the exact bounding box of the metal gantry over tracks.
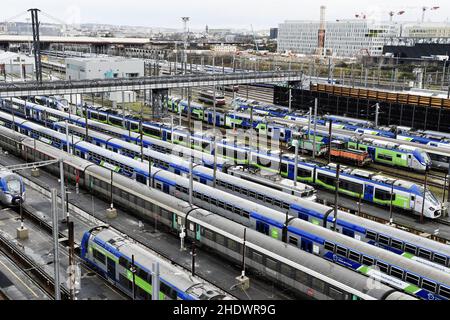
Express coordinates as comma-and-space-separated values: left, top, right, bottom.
0, 71, 303, 98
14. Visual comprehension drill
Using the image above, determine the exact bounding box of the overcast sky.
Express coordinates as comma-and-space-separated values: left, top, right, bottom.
2, 0, 450, 30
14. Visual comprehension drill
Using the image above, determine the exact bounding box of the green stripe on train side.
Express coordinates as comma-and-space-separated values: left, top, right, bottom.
126, 270, 165, 300
373, 195, 410, 210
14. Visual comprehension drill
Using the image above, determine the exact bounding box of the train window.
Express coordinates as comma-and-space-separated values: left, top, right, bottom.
137, 268, 149, 281
312, 278, 325, 292
242, 211, 250, 219
378, 235, 390, 246
391, 239, 403, 250
225, 204, 233, 211
339, 180, 363, 194
161, 282, 177, 300
266, 258, 278, 271
422, 279, 437, 293
156, 183, 162, 190
418, 248, 431, 260
324, 241, 335, 252
404, 243, 417, 255
348, 250, 361, 263
377, 153, 393, 161
136, 174, 147, 185
365, 230, 377, 241
362, 256, 374, 266
287, 236, 298, 247
218, 201, 225, 209
317, 173, 335, 187
119, 256, 130, 269
438, 286, 450, 299
93, 249, 106, 265
249, 191, 256, 198
253, 252, 263, 264
204, 229, 214, 240
109, 117, 123, 126
295, 270, 308, 284
227, 240, 239, 252
119, 273, 133, 291
432, 254, 447, 266
280, 163, 287, 173
336, 246, 347, 257
210, 199, 217, 206
242, 189, 249, 196
390, 267, 404, 280
376, 261, 389, 274
257, 194, 264, 201
329, 287, 345, 300
216, 234, 225, 246
298, 169, 312, 178
405, 273, 420, 286
282, 202, 290, 210
374, 189, 393, 201
280, 264, 293, 277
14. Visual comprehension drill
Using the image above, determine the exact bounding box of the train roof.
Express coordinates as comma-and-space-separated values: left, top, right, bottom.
189, 209, 414, 300
92, 228, 226, 299
287, 218, 450, 287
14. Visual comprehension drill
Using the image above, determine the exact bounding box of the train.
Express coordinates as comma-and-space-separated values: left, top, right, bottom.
0, 170, 25, 206
198, 91, 226, 106
32, 96, 70, 112
0, 97, 443, 219
293, 130, 432, 172
234, 97, 450, 154
81, 226, 233, 300
166, 96, 441, 170
1, 112, 449, 300
15, 112, 450, 276
328, 140, 373, 167
0, 125, 421, 300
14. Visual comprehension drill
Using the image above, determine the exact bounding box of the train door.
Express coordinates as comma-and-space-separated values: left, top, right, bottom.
301, 238, 313, 253
364, 184, 374, 202
407, 154, 413, 167
256, 221, 269, 236
107, 257, 116, 282
367, 146, 376, 160
196, 225, 201, 241
208, 113, 213, 125
410, 195, 418, 211
172, 214, 178, 230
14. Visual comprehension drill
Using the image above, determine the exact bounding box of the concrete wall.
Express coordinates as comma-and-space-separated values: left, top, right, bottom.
65, 57, 144, 80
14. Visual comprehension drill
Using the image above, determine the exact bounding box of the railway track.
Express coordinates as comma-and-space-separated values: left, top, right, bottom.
0, 229, 71, 300
16, 176, 239, 300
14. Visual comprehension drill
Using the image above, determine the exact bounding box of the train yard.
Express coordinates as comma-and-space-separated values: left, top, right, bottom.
1, 78, 450, 302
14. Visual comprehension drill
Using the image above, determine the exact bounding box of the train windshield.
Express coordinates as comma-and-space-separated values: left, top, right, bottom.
425, 190, 440, 207
5, 177, 22, 194
421, 151, 432, 166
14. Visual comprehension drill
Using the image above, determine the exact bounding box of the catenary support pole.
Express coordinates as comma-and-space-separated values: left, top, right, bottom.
51, 189, 61, 300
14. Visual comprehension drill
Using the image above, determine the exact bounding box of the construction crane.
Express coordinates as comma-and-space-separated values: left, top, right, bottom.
389, 10, 405, 22
422, 6, 440, 23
